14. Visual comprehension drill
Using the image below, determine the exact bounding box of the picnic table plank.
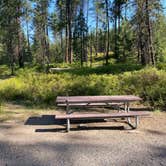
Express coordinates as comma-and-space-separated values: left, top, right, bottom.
56, 95, 142, 103
55, 111, 150, 120
57, 102, 124, 107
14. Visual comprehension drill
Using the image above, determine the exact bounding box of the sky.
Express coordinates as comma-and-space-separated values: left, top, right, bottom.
48, 0, 166, 29
24, 0, 166, 44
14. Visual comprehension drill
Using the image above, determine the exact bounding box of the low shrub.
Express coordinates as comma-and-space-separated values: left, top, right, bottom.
59, 63, 142, 75
157, 62, 166, 71
120, 68, 166, 107
0, 67, 165, 108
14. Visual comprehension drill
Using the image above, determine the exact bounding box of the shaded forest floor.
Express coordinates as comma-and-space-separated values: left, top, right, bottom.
0, 103, 166, 166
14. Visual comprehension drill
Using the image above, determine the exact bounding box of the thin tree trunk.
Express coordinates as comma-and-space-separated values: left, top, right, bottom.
67, 0, 72, 63
18, 31, 24, 68
122, 3, 127, 62
118, 4, 121, 34
86, 0, 89, 64
105, 0, 109, 65
7, 37, 15, 75
65, 0, 69, 63
26, 19, 31, 58
95, 12, 99, 57
65, 24, 68, 63
114, 13, 118, 59
145, 0, 155, 65
59, 8, 64, 61
45, 25, 50, 72
17, 2, 24, 68
90, 32, 93, 67
25, 7, 31, 58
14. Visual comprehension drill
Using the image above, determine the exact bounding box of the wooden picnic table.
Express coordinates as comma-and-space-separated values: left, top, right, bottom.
55, 95, 149, 132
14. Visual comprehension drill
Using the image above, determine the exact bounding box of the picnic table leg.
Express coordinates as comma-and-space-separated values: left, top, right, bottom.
127, 116, 139, 129
126, 102, 131, 124
66, 100, 69, 114
124, 102, 127, 112
123, 102, 130, 122
135, 116, 139, 129
67, 118, 70, 132
66, 100, 70, 132
128, 116, 139, 129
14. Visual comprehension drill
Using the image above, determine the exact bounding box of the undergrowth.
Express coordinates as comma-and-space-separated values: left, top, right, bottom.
0, 65, 165, 109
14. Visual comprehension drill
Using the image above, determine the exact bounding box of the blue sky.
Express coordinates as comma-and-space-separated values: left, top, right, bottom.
48, 0, 166, 27
25, 0, 166, 44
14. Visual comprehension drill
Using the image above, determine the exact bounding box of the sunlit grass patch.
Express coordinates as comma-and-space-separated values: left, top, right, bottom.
0, 103, 57, 123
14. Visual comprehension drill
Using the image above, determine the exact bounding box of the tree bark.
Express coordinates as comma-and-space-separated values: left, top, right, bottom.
105, 0, 109, 65
145, 0, 155, 65
114, 10, 118, 60
95, 12, 99, 57
17, 2, 24, 68
66, 0, 72, 63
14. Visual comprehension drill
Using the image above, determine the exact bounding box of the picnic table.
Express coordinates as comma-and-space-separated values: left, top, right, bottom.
55, 95, 150, 132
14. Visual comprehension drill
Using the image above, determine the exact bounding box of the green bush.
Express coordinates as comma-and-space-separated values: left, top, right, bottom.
120, 68, 166, 107
0, 67, 165, 108
157, 62, 166, 71
57, 63, 142, 75
0, 65, 11, 77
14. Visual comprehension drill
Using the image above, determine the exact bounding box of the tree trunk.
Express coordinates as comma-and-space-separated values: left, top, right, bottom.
7, 37, 15, 75
66, 0, 72, 64
17, 2, 24, 68
85, 0, 89, 64
114, 13, 118, 60
45, 25, 50, 72
95, 12, 99, 57
90, 32, 93, 67
65, 16, 69, 63
145, 0, 155, 65
105, 0, 109, 65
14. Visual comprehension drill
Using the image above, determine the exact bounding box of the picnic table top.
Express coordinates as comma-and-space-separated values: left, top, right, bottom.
56, 95, 142, 104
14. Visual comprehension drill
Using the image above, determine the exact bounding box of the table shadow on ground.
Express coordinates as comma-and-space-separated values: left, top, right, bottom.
35, 126, 125, 133
25, 115, 126, 133
25, 115, 112, 126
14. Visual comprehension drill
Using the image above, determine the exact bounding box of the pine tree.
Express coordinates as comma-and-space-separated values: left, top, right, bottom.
33, 0, 50, 70
0, 0, 23, 74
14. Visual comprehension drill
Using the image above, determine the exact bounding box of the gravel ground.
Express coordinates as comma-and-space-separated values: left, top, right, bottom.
0, 111, 166, 166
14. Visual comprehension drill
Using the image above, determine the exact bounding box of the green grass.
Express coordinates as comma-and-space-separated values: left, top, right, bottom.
154, 109, 161, 113
0, 103, 57, 122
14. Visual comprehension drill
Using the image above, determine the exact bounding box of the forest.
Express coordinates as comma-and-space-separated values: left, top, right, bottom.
0, 0, 166, 109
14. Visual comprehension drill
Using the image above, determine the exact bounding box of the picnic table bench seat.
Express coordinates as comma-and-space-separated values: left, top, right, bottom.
55, 111, 150, 131
55, 111, 150, 120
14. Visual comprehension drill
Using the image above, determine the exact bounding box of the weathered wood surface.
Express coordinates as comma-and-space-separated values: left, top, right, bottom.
55, 111, 150, 120
57, 102, 124, 107
56, 95, 142, 104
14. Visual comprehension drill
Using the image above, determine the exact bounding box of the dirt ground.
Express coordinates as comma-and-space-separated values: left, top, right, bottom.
0, 104, 166, 166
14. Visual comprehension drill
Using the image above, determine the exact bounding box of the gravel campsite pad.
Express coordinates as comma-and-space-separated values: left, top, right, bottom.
0, 104, 166, 166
